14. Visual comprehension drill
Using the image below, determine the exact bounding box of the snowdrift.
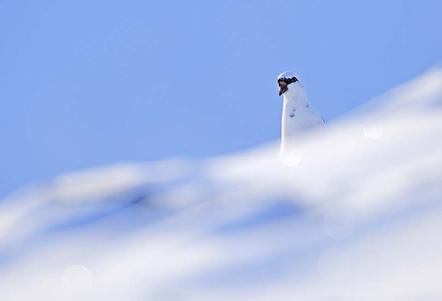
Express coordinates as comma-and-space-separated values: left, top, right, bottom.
1, 67, 442, 301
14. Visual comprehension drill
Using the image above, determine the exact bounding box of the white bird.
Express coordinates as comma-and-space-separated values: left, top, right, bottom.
277, 71, 324, 153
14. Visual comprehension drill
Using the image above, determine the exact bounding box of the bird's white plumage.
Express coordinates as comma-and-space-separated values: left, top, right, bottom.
277, 71, 298, 81
278, 72, 324, 153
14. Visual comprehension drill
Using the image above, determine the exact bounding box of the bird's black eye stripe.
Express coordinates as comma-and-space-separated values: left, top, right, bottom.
278, 77, 298, 84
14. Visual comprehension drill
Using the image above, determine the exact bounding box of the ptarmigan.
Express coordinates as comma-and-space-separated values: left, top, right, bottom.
277, 71, 324, 153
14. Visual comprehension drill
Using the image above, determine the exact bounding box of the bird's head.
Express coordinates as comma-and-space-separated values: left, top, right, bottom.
277, 71, 299, 96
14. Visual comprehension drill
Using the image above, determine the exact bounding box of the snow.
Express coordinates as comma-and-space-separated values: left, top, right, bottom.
0, 66, 442, 300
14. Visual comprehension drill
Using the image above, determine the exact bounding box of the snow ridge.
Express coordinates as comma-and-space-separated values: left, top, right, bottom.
1, 67, 442, 301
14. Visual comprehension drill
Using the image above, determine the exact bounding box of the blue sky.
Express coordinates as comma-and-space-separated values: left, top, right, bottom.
1, 0, 441, 197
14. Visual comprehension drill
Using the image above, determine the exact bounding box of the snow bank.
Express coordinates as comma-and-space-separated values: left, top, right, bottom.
0, 66, 441, 301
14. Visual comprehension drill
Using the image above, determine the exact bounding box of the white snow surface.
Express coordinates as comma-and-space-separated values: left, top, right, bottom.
1, 66, 442, 301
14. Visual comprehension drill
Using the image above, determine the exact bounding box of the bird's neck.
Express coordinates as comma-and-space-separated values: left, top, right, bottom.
283, 85, 307, 108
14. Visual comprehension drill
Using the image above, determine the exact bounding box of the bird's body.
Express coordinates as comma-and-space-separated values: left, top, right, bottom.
277, 72, 324, 153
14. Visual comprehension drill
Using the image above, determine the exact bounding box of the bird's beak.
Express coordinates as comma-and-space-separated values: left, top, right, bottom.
279, 86, 288, 96
278, 82, 288, 96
